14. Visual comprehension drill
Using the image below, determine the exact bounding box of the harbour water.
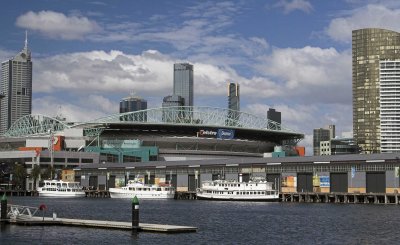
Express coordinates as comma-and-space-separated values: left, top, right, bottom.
1, 196, 400, 244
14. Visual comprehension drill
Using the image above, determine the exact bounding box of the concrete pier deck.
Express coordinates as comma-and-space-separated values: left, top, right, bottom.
9, 216, 197, 233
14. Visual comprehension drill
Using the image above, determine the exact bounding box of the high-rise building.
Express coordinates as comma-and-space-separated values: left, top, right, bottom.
379, 60, 400, 152
0, 32, 32, 135
328, 125, 335, 139
313, 127, 331, 156
267, 108, 281, 124
227, 82, 240, 111
352, 28, 400, 154
120, 94, 147, 113
173, 63, 193, 107
320, 138, 360, 155
227, 82, 240, 125
162, 95, 184, 122
120, 94, 147, 122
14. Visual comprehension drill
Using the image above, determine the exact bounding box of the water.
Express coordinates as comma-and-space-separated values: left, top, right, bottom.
1, 197, 399, 244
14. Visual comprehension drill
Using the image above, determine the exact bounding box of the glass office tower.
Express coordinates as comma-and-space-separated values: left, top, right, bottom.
173, 63, 193, 107
352, 28, 400, 153
227, 82, 240, 125
0, 33, 32, 135
228, 82, 240, 111
120, 95, 147, 113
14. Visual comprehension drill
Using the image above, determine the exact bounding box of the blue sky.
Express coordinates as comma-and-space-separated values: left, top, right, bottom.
1, 0, 400, 154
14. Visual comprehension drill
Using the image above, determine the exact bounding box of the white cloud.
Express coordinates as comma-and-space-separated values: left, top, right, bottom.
16, 11, 101, 40
274, 0, 313, 14
0, 49, 15, 62
33, 96, 110, 122
326, 4, 400, 43
254, 46, 351, 104
32, 49, 247, 111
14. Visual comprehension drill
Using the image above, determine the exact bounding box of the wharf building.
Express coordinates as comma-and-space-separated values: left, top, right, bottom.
77, 153, 400, 195
0, 33, 32, 135
352, 28, 400, 154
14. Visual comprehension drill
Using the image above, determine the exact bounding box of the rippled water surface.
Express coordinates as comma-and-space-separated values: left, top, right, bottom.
1, 196, 399, 244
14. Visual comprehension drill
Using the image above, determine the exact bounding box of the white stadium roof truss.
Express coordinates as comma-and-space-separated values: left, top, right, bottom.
3, 107, 303, 141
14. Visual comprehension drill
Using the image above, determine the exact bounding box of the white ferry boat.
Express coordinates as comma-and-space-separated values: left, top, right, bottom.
109, 180, 175, 199
196, 179, 279, 201
38, 180, 86, 197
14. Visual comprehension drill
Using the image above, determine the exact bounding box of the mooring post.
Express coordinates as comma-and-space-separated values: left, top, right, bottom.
132, 195, 139, 233
1, 194, 7, 222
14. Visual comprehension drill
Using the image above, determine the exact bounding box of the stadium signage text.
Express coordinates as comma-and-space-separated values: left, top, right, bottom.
199, 129, 217, 136
198, 129, 235, 139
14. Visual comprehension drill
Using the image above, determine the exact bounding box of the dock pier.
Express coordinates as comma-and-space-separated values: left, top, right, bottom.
9, 216, 197, 233
281, 192, 400, 204
174, 191, 197, 200
1, 203, 197, 233
84, 190, 110, 198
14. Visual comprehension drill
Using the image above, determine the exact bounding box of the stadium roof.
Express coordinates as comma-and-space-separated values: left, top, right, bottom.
3, 106, 304, 141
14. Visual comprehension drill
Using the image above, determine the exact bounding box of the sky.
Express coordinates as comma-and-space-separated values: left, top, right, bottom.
1, 0, 400, 155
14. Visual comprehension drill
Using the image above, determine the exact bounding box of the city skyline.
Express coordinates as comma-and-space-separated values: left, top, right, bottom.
1, 1, 400, 154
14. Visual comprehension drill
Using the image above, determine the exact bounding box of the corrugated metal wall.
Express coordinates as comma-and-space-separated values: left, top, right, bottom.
225, 173, 238, 181
267, 174, 281, 190
297, 173, 313, 192
330, 173, 347, 192
366, 172, 385, 193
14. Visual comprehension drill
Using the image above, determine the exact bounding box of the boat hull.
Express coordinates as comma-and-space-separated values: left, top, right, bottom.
109, 188, 175, 199
38, 191, 86, 198
196, 193, 279, 202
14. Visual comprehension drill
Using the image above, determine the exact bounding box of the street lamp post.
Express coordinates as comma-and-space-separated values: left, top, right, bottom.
48, 129, 54, 180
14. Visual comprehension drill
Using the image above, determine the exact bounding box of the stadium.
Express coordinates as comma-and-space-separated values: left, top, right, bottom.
1, 106, 304, 161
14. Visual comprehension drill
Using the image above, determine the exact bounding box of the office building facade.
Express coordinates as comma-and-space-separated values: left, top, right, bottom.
120, 95, 147, 113
173, 63, 193, 107
352, 28, 400, 153
162, 95, 184, 122
313, 128, 330, 156
228, 82, 240, 111
379, 60, 400, 152
227, 82, 240, 125
0, 34, 32, 135
320, 138, 360, 155
313, 125, 335, 156
267, 108, 281, 124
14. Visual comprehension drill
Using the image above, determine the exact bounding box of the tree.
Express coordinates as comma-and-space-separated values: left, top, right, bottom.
42, 166, 55, 180
12, 164, 27, 190
31, 164, 41, 190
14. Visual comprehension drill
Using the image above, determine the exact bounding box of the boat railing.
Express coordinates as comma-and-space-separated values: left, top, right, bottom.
5, 204, 40, 220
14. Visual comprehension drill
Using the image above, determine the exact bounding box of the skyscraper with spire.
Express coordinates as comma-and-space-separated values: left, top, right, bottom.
0, 31, 32, 135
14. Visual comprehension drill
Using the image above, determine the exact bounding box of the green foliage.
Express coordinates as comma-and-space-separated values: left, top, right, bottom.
31, 164, 42, 190
42, 166, 55, 180
12, 164, 27, 190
